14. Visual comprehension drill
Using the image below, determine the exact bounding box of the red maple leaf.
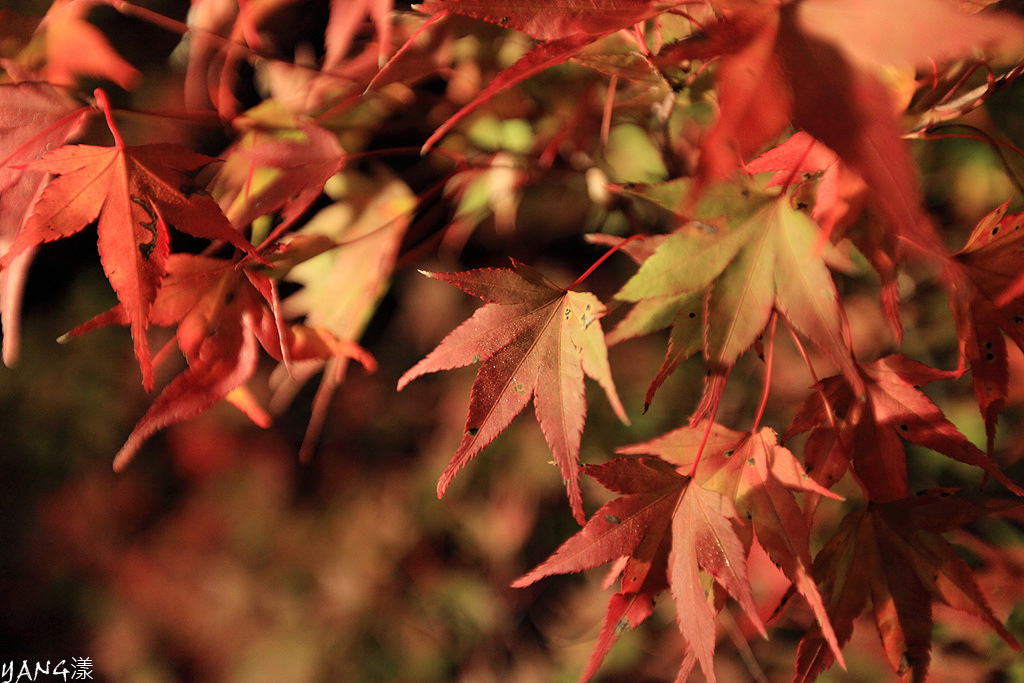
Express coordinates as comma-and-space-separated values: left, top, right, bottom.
0, 81, 91, 366
397, 261, 628, 523
214, 118, 346, 237
656, 0, 1024, 259
950, 202, 1024, 452
514, 456, 764, 682
619, 422, 845, 668
0, 91, 259, 390
324, 0, 393, 72
65, 252, 375, 470
412, 0, 670, 151
38, 0, 140, 90
795, 491, 1021, 681
787, 354, 1024, 502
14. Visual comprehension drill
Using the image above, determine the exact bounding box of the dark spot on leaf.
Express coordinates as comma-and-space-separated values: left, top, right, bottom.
900, 423, 909, 432
985, 340, 993, 350
689, 312, 696, 319
604, 514, 621, 524
1015, 316, 1024, 324
131, 195, 159, 260
987, 353, 996, 361
723, 449, 733, 457
747, 458, 755, 466
467, 427, 479, 436
745, 510, 752, 520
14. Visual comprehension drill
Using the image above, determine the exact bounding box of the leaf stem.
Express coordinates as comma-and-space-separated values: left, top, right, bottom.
751, 312, 777, 433
689, 391, 721, 478
600, 74, 617, 147
94, 89, 125, 149
918, 123, 1024, 200
785, 317, 839, 434
567, 234, 642, 291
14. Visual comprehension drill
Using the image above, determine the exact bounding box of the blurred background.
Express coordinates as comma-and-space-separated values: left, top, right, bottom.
4, 1, 1024, 681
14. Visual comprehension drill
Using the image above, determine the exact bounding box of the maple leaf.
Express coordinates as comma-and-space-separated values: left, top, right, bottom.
182, 0, 303, 117
0, 99, 260, 390
616, 194, 862, 398
0, 82, 90, 366
618, 422, 845, 667
416, 0, 662, 42
795, 491, 1021, 681
787, 354, 1024, 502
274, 170, 415, 459
591, 232, 698, 408
657, 0, 1024, 259
513, 456, 764, 682
214, 113, 346, 238
36, 0, 140, 90
744, 131, 842, 232
950, 203, 1024, 452
64, 253, 374, 470
324, 0, 393, 71
397, 261, 628, 523
746, 132, 907, 342
413, 0, 669, 151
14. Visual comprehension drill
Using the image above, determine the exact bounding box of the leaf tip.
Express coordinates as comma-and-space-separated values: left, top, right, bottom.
111, 451, 131, 473
510, 575, 534, 589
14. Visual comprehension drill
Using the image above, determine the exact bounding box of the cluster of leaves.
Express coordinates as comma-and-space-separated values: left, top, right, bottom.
5, 0, 1024, 680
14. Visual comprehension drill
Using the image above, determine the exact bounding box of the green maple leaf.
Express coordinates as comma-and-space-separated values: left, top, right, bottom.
616, 194, 862, 395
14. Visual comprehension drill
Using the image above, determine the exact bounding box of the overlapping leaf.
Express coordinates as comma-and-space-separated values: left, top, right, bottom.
65, 253, 374, 470
214, 116, 346, 235
796, 492, 1021, 681
513, 456, 763, 682
275, 171, 415, 459
413, 0, 669, 150
38, 0, 140, 89
0, 137, 259, 390
619, 422, 845, 667
0, 82, 90, 365
787, 354, 1024, 502
616, 194, 861, 400
398, 261, 627, 523
656, 0, 1024, 260
950, 203, 1024, 451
